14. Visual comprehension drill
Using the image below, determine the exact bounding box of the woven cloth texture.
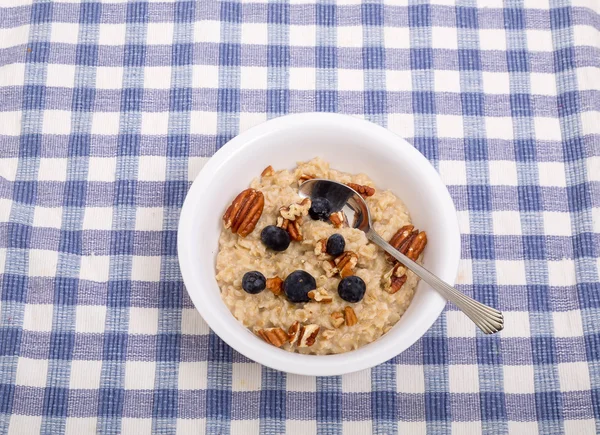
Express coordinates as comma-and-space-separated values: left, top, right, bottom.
1, 0, 599, 434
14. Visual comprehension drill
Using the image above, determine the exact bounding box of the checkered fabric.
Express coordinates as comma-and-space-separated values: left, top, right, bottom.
1, 0, 599, 433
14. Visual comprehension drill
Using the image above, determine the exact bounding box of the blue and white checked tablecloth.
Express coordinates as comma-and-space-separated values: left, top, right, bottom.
1, 0, 599, 433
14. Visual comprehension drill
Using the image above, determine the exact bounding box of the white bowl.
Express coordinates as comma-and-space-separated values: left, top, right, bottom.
178, 113, 460, 376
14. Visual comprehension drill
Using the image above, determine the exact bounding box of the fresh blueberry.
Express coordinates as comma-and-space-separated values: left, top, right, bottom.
242, 271, 266, 294
309, 197, 332, 221
283, 270, 316, 303
326, 234, 345, 256
338, 276, 366, 303
261, 225, 291, 251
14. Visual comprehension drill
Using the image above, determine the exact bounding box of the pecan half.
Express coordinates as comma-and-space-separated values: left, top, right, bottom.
266, 277, 283, 296
261, 165, 274, 177
223, 188, 264, 237
334, 251, 358, 278
331, 312, 345, 328
297, 324, 320, 348
298, 173, 316, 183
308, 288, 333, 303
406, 231, 427, 261
288, 321, 300, 345
344, 307, 358, 326
280, 198, 311, 221
386, 225, 414, 262
347, 182, 375, 198
257, 327, 289, 347
329, 211, 347, 228
383, 263, 408, 294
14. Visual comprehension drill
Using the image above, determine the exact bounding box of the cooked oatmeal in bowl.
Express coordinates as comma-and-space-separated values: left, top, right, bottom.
216, 157, 428, 355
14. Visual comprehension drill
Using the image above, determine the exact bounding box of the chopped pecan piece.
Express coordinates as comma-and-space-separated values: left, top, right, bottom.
261, 165, 274, 177
276, 216, 303, 242
314, 238, 328, 259
297, 324, 320, 348
280, 198, 311, 221
322, 259, 339, 278
334, 251, 358, 278
298, 173, 316, 183
383, 263, 408, 294
257, 327, 289, 347
288, 321, 300, 345
329, 211, 346, 228
266, 277, 283, 296
344, 307, 358, 326
346, 182, 375, 197
223, 188, 264, 237
308, 288, 333, 303
331, 312, 345, 328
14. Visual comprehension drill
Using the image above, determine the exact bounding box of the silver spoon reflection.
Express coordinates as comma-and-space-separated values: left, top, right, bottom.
299, 179, 504, 335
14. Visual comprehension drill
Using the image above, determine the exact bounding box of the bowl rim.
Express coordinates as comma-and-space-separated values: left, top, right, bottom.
178, 113, 460, 376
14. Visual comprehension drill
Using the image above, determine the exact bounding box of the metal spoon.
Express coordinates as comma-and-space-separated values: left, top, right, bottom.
299, 179, 504, 334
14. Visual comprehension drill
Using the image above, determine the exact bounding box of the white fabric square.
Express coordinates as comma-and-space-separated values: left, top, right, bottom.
121, 419, 153, 435
447, 310, 476, 337
456, 258, 473, 285
509, 422, 539, 435
489, 160, 518, 186
538, 162, 566, 187
287, 421, 316, 435
534, 117, 561, 141
343, 421, 373, 435
0, 112, 21, 136
88, 157, 117, 182
0, 63, 25, 87
496, 261, 526, 285
240, 66, 268, 90
51, 23, 79, 44
457, 210, 470, 234
1, 159, 17, 181
289, 67, 316, 90
523, 0, 549, 7
131, 256, 162, 282
181, 308, 209, 335
38, 158, 68, 182
70, 360, 103, 389
396, 365, 424, 393
481, 71, 510, 95
231, 420, 260, 435
548, 259, 576, 286
479, 29, 506, 51
577, 67, 599, 91
241, 23, 268, 45
553, 310, 584, 338
398, 422, 426, 435
492, 211, 522, 235
431, 26, 457, 50
179, 362, 208, 390
342, 368, 371, 393
437, 115, 464, 138
135, 207, 164, 231
98, 23, 126, 46
187, 157, 210, 181
23, 304, 54, 332
503, 365, 535, 394
384, 27, 410, 49
95, 67, 123, 90
434, 70, 460, 93
439, 160, 467, 186
558, 362, 591, 391
194, 20, 220, 43
289, 25, 316, 46
15, 357, 48, 387
128, 307, 159, 335
141, 112, 170, 135
530, 72, 557, 96
239, 112, 267, 133
286, 374, 316, 392
138, 155, 167, 182
0, 25, 29, 49
337, 69, 364, 91
43, 110, 71, 135
83, 207, 113, 230
125, 361, 156, 389
65, 418, 97, 435
385, 70, 412, 92
176, 419, 206, 435
543, 211, 572, 236
192, 65, 219, 89
338, 26, 364, 48
485, 117, 513, 140
587, 156, 600, 181
9, 415, 42, 435
501, 311, 531, 338
581, 111, 600, 134
75, 305, 107, 333
526, 29, 554, 52
46, 64, 76, 88
451, 422, 481, 435
144, 66, 172, 89
79, 256, 110, 283
564, 419, 597, 435
91, 111, 121, 135
232, 363, 262, 391
387, 113, 414, 138
190, 111, 218, 134
0, 199, 12, 223
147, 22, 174, 45
29, 249, 58, 277
449, 365, 479, 393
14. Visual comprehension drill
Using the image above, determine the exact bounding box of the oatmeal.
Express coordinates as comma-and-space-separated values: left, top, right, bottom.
215, 158, 426, 355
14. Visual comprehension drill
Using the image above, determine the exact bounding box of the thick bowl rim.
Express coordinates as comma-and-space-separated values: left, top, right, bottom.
178, 113, 460, 376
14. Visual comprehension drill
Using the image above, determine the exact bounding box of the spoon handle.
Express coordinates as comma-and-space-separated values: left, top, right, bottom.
367, 230, 504, 335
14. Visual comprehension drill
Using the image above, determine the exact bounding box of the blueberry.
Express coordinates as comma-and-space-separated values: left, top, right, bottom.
309, 197, 332, 221
242, 271, 266, 294
261, 225, 291, 251
326, 234, 345, 256
283, 270, 316, 303
338, 276, 366, 303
